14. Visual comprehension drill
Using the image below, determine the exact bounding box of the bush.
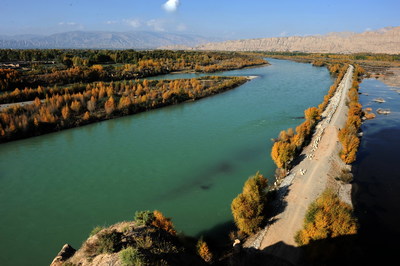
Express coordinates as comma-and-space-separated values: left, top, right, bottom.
96, 230, 122, 254
295, 190, 357, 246
152, 210, 176, 235
89, 226, 104, 237
335, 169, 353, 183
231, 172, 268, 235
119, 247, 146, 266
134, 211, 155, 226
196, 238, 213, 263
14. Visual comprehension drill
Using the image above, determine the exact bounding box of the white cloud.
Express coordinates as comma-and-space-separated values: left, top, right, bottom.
279, 31, 288, 37
163, 0, 180, 12
124, 19, 141, 28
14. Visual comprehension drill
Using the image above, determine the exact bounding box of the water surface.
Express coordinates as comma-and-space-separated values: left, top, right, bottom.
0, 59, 333, 265
352, 78, 400, 259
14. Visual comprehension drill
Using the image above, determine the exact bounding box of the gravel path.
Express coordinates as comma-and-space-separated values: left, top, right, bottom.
250, 65, 354, 264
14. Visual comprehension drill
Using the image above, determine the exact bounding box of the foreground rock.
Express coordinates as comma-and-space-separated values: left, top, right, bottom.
50, 244, 76, 266
50, 221, 205, 266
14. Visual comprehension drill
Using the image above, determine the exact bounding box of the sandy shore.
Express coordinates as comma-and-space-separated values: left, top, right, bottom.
245, 65, 354, 264
377, 67, 400, 87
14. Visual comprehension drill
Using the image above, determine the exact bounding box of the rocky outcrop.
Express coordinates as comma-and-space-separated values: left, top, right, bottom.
195, 27, 400, 54
50, 221, 206, 266
50, 244, 76, 266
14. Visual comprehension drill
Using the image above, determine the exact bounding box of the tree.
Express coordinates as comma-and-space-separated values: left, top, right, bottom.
295, 190, 357, 246
70, 100, 81, 113
271, 141, 295, 169
196, 238, 213, 263
87, 96, 96, 112
304, 107, 320, 123
61, 105, 70, 120
152, 210, 176, 235
231, 172, 268, 235
104, 96, 115, 115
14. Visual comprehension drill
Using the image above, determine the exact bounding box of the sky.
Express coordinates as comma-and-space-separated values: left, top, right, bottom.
0, 0, 399, 39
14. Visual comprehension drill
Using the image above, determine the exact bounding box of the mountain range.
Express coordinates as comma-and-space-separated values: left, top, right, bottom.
0, 31, 216, 49
0, 27, 399, 54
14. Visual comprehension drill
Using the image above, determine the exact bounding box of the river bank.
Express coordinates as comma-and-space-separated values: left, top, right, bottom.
244, 65, 354, 264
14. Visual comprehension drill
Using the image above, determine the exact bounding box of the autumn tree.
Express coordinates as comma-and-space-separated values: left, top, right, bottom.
231, 172, 268, 235
304, 107, 321, 123
152, 210, 176, 235
104, 96, 115, 115
87, 96, 96, 112
295, 190, 358, 246
196, 238, 213, 263
61, 105, 70, 120
70, 100, 82, 113
271, 141, 296, 169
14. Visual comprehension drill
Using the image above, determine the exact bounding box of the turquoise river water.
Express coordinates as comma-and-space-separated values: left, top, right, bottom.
0, 59, 333, 265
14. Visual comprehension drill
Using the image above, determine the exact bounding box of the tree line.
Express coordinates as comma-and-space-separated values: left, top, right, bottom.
269, 63, 350, 171
0, 76, 247, 143
0, 50, 266, 91
338, 65, 365, 163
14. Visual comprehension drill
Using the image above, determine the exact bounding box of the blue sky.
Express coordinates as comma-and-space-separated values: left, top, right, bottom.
0, 0, 399, 39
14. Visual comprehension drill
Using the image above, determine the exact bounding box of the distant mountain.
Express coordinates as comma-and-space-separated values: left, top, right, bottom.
194, 27, 400, 54
0, 31, 217, 49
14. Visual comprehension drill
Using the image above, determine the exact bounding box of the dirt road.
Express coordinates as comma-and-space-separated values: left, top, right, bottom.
253, 65, 354, 264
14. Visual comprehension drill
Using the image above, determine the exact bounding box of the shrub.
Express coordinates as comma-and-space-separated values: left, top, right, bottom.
152, 210, 176, 235
134, 211, 155, 226
96, 230, 122, 254
89, 225, 104, 237
295, 190, 357, 246
231, 172, 268, 235
196, 238, 213, 263
335, 169, 353, 183
119, 247, 146, 266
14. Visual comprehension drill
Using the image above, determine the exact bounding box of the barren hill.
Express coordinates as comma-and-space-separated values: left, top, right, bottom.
195, 27, 400, 54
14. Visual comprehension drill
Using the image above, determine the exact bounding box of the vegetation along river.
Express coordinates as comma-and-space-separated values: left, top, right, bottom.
0, 58, 333, 265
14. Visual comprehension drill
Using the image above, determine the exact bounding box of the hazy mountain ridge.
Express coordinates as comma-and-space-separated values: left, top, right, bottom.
195, 27, 400, 54
0, 31, 216, 49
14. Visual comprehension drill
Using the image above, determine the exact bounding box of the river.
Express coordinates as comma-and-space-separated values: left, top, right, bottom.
352, 78, 400, 262
0, 58, 333, 265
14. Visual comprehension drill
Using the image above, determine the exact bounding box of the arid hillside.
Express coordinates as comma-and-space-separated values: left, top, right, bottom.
195, 27, 400, 54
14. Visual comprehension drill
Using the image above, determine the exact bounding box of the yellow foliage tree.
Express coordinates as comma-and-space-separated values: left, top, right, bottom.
104, 96, 115, 115
196, 238, 213, 263
152, 210, 176, 235
231, 172, 268, 235
295, 190, 357, 246
271, 141, 295, 169
61, 105, 69, 120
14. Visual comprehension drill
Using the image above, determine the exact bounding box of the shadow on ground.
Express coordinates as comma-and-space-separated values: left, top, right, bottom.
216, 232, 399, 266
